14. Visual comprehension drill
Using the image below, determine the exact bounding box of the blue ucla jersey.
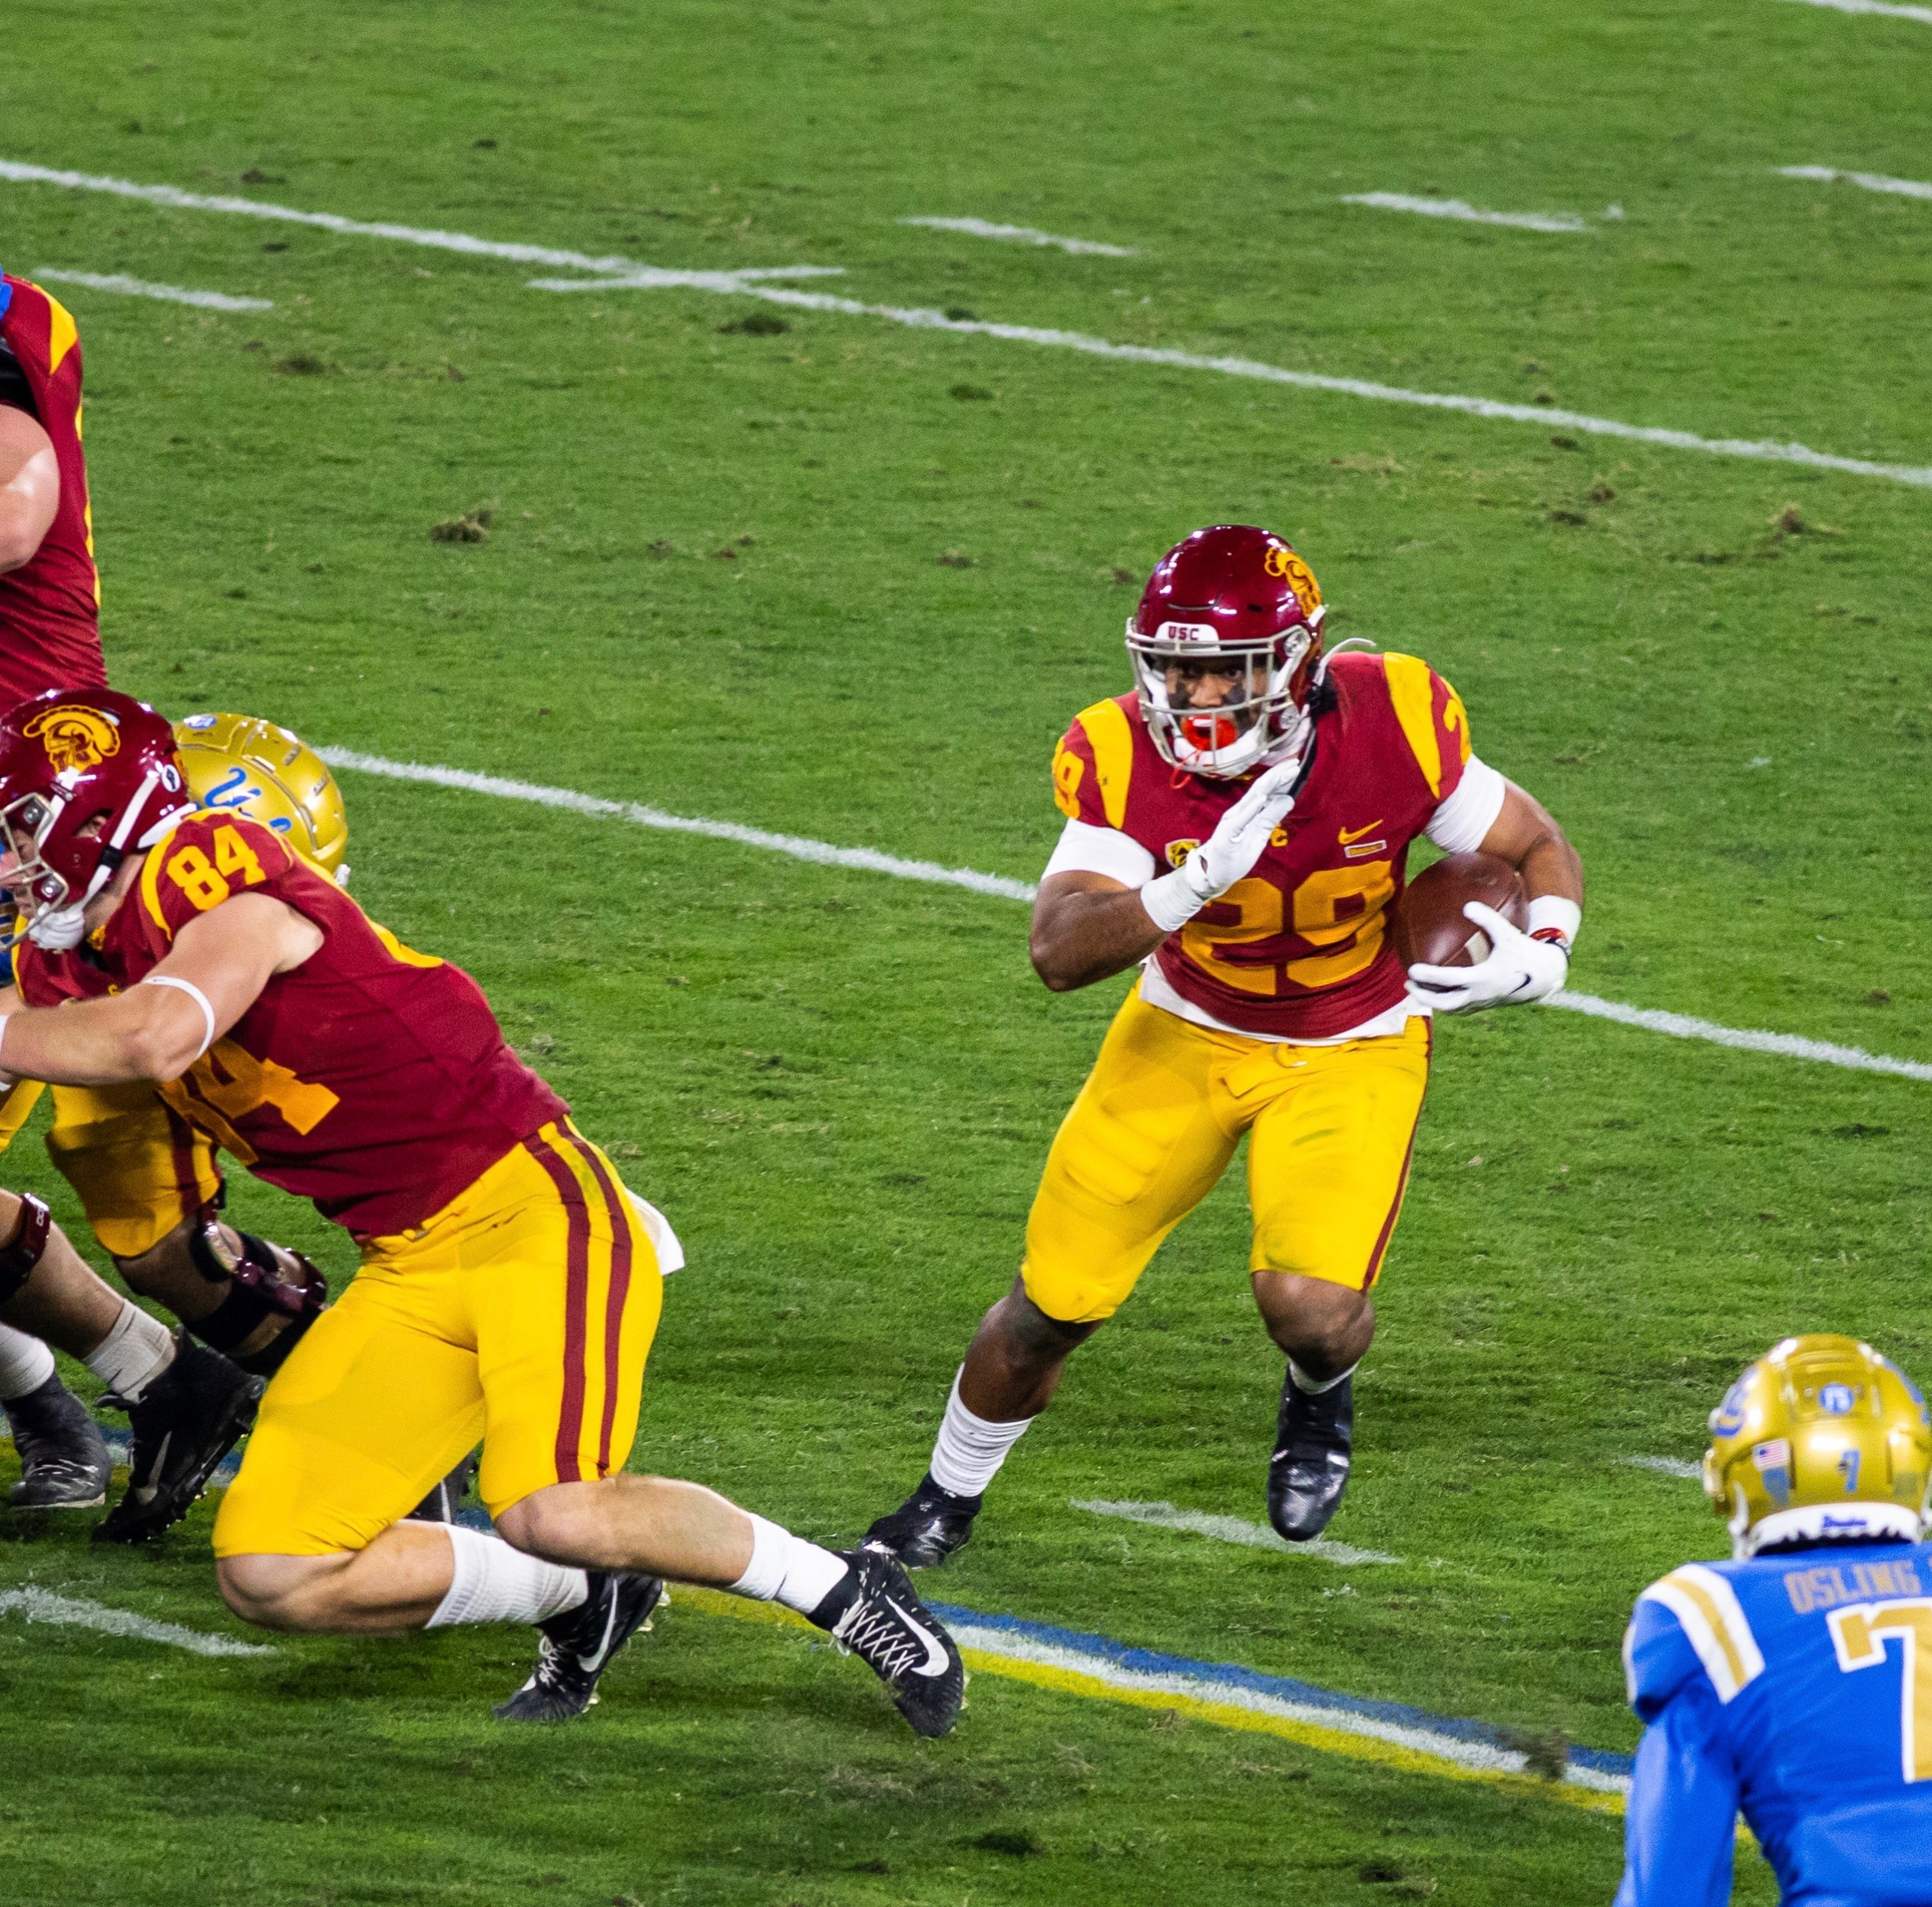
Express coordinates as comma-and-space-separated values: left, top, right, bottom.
1618, 1541, 1932, 1906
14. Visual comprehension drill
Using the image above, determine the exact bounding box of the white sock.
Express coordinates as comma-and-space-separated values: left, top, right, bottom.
728, 1512, 851, 1617
0, 1324, 56, 1402
929, 1368, 1031, 1498
1288, 1358, 1358, 1396
426, 1524, 589, 1628
83, 1303, 175, 1402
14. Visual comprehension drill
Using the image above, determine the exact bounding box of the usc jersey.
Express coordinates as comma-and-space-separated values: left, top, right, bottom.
13, 812, 565, 1235
0, 275, 105, 705
1050, 651, 1487, 1041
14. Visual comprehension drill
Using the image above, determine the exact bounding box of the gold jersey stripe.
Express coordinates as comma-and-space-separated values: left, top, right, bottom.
1075, 696, 1136, 832
1381, 653, 1444, 798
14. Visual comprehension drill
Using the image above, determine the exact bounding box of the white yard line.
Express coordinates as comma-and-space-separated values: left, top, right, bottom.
1545, 992, 1932, 1084
0, 1586, 275, 1657
1073, 1497, 1403, 1566
5, 157, 1927, 490
313, 749, 1036, 900
1778, 0, 1932, 23
0, 158, 842, 287
1620, 1456, 1702, 1481
318, 749, 1932, 1087
897, 216, 1135, 257
32, 266, 270, 311
1340, 193, 1589, 235
1780, 164, 1932, 203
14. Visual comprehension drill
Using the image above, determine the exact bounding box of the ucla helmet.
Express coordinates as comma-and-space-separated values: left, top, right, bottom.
172, 712, 349, 885
1705, 1334, 1931, 1558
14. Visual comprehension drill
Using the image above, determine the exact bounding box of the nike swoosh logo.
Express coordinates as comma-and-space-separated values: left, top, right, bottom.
576, 1592, 622, 1675
1337, 820, 1384, 844
885, 1597, 952, 1678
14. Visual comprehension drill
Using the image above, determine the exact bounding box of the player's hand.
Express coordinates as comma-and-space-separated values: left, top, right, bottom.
1140, 761, 1298, 933
1405, 901, 1569, 1013
1177, 761, 1300, 902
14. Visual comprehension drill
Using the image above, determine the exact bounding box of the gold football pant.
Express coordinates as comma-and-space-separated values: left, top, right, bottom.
0, 1078, 222, 1257
214, 1122, 663, 1558
1021, 992, 1432, 1324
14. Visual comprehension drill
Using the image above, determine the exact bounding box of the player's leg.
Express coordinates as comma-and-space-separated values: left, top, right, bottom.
0, 1081, 107, 1506
0, 1184, 254, 1526
215, 1130, 964, 1735
868, 993, 1240, 1566
38, 1085, 275, 1539
1244, 1020, 1430, 1541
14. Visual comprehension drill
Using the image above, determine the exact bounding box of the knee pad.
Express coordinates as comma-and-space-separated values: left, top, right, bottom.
187, 1212, 328, 1376
0, 1193, 51, 1305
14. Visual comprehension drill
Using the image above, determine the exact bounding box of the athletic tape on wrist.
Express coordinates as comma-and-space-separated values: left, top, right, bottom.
141, 976, 217, 1059
1140, 865, 1206, 934
1524, 894, 1582, 952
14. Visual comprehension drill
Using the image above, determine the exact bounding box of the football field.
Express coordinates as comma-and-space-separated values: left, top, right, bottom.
2, 1, 1930, 1899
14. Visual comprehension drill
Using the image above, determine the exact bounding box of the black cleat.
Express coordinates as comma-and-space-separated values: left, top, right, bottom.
405, 1450, 479, 1524
1267, 1367, 1354, 1543
811, 1543, 965, 1739
863, 1471, 982, 1569
5, 1374, 111, 1509
94, 1339, 261, 1546
494, 1571, 663, 1723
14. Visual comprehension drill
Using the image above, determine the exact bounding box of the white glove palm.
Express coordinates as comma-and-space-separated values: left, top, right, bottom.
1140, 761, 1299, 933
1406, 901, 1568, 1014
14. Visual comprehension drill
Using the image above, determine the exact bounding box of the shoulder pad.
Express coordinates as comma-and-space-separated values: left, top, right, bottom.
1058, 696, 1137, 831
1378, 654, 1472, 800
1627, 1564, 1766, 1718
140, 812, 296, 942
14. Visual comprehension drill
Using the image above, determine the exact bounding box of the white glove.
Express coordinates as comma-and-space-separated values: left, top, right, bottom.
1140, 761, 1299, 934
1406, 901, 1569, 1014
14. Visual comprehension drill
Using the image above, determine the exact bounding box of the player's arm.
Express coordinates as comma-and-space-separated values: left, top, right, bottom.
0, 894, 321, 1086
1030, 763, 1301, 992
1614, 1691, 1741, 1907
1407, 769, 1585, 1014
0, 405, 59, 574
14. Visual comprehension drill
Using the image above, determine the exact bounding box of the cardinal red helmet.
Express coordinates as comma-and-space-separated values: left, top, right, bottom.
1124, 524, 1327, 779
0, 689, 195, 949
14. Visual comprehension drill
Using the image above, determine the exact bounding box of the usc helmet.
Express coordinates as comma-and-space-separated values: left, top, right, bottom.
1705, 1334, 1931, 1558
1125, 524, 1327, 779
173, 712, 349, 886
0, 689, 196, 950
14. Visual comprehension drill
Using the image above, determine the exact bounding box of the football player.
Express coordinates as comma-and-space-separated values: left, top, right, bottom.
0, 690, 965, 1733
1620, 1334, 1932, 1904
0, 714, 356, 1532
867, 524, 1583, 1564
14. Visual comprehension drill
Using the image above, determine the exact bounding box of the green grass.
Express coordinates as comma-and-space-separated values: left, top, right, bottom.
2, 0, 1930, 1898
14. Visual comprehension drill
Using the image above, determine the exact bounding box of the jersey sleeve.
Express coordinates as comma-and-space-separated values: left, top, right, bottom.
137, 814, 297, 948
1614, 1686, 1741, 1907
1380, 654, 1474, 807
1041, 817, 1157, 887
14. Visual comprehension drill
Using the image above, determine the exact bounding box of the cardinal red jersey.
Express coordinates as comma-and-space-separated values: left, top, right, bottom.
1051, 651, 1474, 1040
12, 812, 565, 1234
0, 276, 105, 706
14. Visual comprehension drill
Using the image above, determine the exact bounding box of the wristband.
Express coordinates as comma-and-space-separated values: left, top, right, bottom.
1140, 865, 1208, 934
1525, 894, 1582, 953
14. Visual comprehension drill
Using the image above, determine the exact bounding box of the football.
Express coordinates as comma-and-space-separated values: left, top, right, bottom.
1392, 850, 1529, 970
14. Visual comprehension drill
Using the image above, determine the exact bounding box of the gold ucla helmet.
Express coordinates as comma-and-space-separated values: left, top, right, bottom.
172, 712, 349, 886
1705, 1335, 1931, 1558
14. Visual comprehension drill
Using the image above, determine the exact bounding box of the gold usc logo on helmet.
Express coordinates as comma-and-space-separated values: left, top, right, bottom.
23, 704, 121, 775
1262, 546, 1322, 619
173, 712, 350, 886
1705, 1333, 1931, 1557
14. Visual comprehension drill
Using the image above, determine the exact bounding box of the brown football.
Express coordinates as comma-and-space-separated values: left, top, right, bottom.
1392, 851, 1528, 970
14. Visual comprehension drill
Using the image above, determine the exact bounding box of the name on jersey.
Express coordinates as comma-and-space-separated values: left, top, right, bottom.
1784, 1555, 1924, 1614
